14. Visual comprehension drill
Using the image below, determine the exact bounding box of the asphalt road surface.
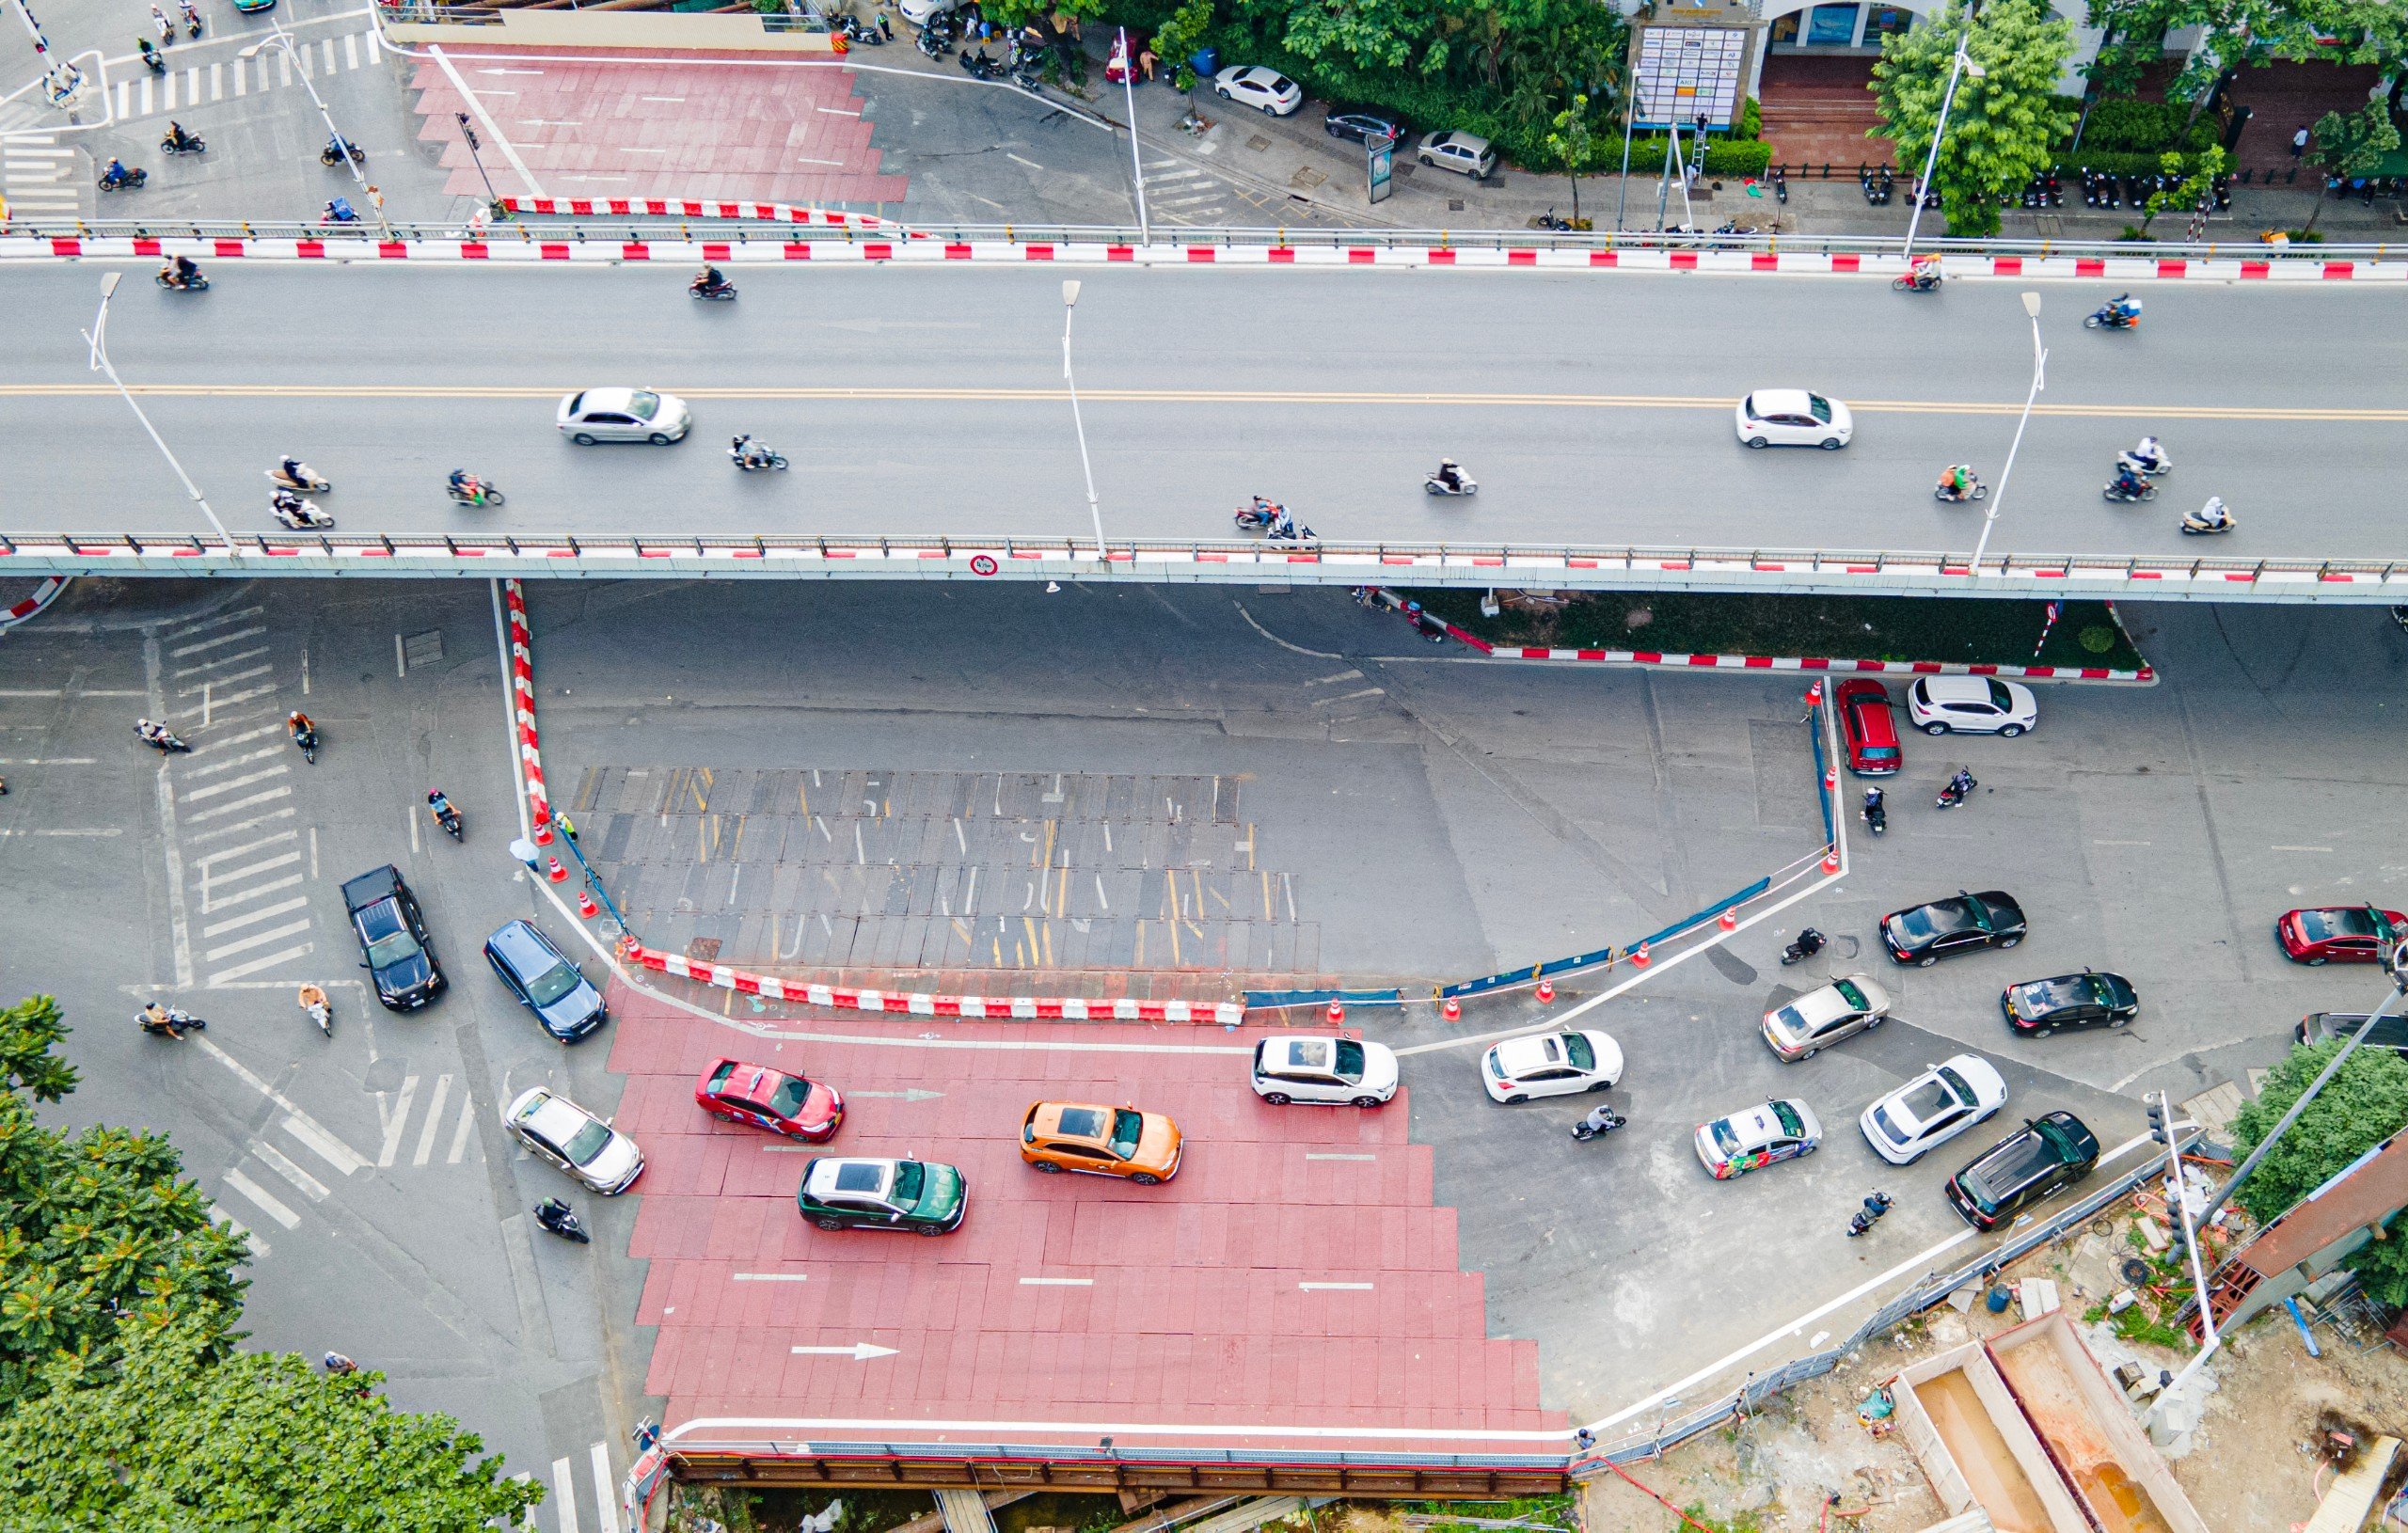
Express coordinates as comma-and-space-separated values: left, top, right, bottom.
12, 263, 2406, 561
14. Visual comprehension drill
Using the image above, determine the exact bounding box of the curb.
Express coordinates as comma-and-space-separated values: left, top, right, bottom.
1370, 590, 2155, 682
495, 196, 900, 231
0, 577, 67, 632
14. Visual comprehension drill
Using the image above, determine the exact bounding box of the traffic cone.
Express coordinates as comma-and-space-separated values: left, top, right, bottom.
547, 856, 569, 884
1719, 908, 1737, 932
1442, 996, 1461, 1021
1825, 767, 1838, 791
1823, 848, 1842, 873
1805, 681, 1823, 705
1326, 998, 1345, 1024
577, 889, 599, 919
1632, 941, 1651, 968
532, 818, 554, 846
1536, 977, 1555, 1004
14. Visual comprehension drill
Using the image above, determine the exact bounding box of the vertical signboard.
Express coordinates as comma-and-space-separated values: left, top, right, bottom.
1368, 132, 1396, 204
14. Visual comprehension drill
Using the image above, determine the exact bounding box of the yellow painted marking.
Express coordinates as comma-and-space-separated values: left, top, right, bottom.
992, 935, 1005, 966
1261, 869, 1274, 920
1022, 915, 1039, 965
1042, 920, 1054, 969
1056, 865, 1069, 919
1168, 918, 1181, 967
1134, 922, 1146, 968
799, 780, 808, 818
952, 917, 972, 944
1165, 869, 1180, 920
1191, 869, 1206, 919
1038, 818, 1055, 872
1244, 824, 1256, 872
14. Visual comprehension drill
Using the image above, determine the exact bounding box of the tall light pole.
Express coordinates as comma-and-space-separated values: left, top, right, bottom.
243, 15, 387, 236
1060, 279, 1107, 563
1969, 291, 2043, 577
8, 0, 84, 110
85, 273, 239, 557
1901, 39, 1983, 259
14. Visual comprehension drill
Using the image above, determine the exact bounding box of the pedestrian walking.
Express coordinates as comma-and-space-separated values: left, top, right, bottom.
323, 1351, 358, 1375
2292, 124, 2310, 160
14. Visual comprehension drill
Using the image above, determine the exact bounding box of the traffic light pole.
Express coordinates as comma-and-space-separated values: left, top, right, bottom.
2148, 1091, 2215, 1346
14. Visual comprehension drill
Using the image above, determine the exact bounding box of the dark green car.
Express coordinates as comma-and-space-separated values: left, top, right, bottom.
798, 1157, 966, 1235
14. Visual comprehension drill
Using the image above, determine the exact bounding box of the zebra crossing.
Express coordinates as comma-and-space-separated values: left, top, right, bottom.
1144, 156, 1238, 224
108, 27, 382, 124
515, 1441, 628, 1533
1, 132, 80, 220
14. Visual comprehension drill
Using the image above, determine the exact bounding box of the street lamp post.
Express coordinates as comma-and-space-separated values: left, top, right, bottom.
1059, 279, 1108, 564
243, 16, 388, 236
84, 273, 239, 557
1901, 40, 1983, 260
1969, 291, 2044, 577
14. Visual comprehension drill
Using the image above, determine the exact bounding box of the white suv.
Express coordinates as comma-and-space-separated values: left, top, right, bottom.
1907, 676, 2038, 737
1249, 1033, 1399, 1106
1417, 130, 1496, 180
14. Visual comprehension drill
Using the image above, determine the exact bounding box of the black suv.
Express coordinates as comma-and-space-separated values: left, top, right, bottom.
1881, 890, 2027, 966
2294, 1011, 2408, 1060
341, 864, 445, 1011
1944, 1111, 2099, 1230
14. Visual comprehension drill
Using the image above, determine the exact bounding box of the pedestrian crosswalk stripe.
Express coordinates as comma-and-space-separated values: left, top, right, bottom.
221, 1167, 301, 1229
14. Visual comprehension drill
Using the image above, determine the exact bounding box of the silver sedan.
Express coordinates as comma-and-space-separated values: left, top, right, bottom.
556, 387, 692, 446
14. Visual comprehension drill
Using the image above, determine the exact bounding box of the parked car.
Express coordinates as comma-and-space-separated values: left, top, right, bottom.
2002, 970, 2138, 1037
694, 1058, 845, 1141
1416, 130, 1496, 180
1859, 1053, 2009, 1165
1481, 1029, 1623, 1103
1250, 1033, 1399, 1106
1906, 676, 2038, 737
1943, 1111, 2099, 1230
797, 1157, 965, 1234
341, 864, 445, 1011
483, 918, 606, 1041
502, 1086, 643, 1194
2295, 1011, 2408, 1059
1694, 1098, 1822, 1179
1735, 389, 1852, 450
1881, 890, 2026, 966
2276, 905, 2405, 965
556, 387, 691, 446
1762, 974, 1892, 1062
897, 0, 956, 24
1835, 679, 1903, 777
1212, 65, 1301, 116
1324, 106, 1407, 145
1021, 1101, 1182, 1183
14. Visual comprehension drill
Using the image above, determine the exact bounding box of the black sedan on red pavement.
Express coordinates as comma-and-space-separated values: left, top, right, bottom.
1881, 890, 2026, 967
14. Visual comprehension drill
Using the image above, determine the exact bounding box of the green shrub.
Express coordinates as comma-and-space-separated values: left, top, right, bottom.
2052, 149, 2219, 179
1626, 137, 1773, 177
1740, 94, 1761, 140
2073, 99, 2217, 154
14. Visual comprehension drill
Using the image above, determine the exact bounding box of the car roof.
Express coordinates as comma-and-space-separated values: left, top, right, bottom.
515, 1090, 594, 1141
578, 387, 637, 413
1495, 1033, 1570, 1071
1795, 977, 1882, 1021
1916, 675, 1995, 702
486, 918, 560, 973
805, 1157, 897, 1198
1030, 1101, 1118, 1142
1263, 1035, 1339, 1068
1722, 1099, 1815, 1146
708, 1058, 798, 1098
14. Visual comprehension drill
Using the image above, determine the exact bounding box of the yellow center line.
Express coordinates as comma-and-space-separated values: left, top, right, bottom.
1, 382, 2400, 421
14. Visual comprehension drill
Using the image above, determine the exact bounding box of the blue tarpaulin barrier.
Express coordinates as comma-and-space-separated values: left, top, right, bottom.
1437, 877, 1771, 1001
1244, 987, 1406, 1011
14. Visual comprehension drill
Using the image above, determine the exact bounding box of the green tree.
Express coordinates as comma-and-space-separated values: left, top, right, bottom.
2302, 102, 2403, 233
1149, 0, 1213, 90
1872, 0, 2077, 238
2081, 0, 2408, 131
0, 993, 77, 1103
985, 0, 1104, 87
1544, 92, 1603, 227
2229, 1038, 2408, 1306
0, 1319, 541, 1533
2137, 145, 2228, 235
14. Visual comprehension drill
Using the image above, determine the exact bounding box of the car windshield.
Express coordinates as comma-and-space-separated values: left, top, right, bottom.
1807, 394, 1833, 423
2034, 1117, 2084, 1159
893, 1161, 926, 1204
2304, 908, 2382, 940
626, 390, 660, 420
1331, 1039, 1365, 1081
1863, 745, 1901, 763
524, 960, 581, 1006
563, 1120, 614, 1166
1771, 1101, 1806, 1137
767, 1077, 810, 1117
1710, 1120, 1742, 1156
1562, 1034, 1595, 1070
1109, 1110, 1146, 1158
1832, 979, 1868, 1011
1769, 1005, 1806, 1036
1935, 1067, 1973, 1102
366, 928, 423, 968
1987, 680, 2016, 709
1870, 1104, 1907, 1142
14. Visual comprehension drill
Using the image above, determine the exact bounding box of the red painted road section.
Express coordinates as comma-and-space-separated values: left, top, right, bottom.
406, 49, 908, 206
606, 983, 1559, 1452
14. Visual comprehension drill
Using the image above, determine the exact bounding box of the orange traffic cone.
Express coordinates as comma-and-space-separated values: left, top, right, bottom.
1442, 996, 1461, 1021
577, 889, 599, 919
1326, 998, 1344, 1024
1632, 941, 1652, 968
1536, 977, 1555, 1004
1719, 909, 1738, 931
547, 856, 568, 883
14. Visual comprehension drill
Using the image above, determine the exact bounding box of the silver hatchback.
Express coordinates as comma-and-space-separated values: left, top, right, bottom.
1418, 130, 1497, 181
557, 387, 692, 446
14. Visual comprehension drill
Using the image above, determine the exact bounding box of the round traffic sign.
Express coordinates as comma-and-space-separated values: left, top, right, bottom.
969, 554, 998, 577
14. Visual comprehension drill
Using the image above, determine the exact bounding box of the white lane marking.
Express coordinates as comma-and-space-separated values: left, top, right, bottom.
203, 684, 278, 710
209, 1204, 267, 1257
182, 744, 280, 777
0, 687, 144, 697
477, 65, 547, 74
343, 31, 360, 69
796, 155, 847, 166
666, 1408, 1559, 1446
1304, 1152, 1375, 1162
187, 1035, 368, 1174
448, 1093, 478, 1164
428, 43, 546, 198
182, 766, 290, 802
210, 60, 223, 100
0, 827, 123, 837
201, 897, 309, 939
638, 94, 682, 102
168, 624, 264, 657
320, 38, 337, 71
1019, 1276, 1092, 1287
178, 662, 273, 693
205, 874, 305, 913
188, 786, 293, 822
589, 1443, 620, 1533
138, 74, 152, 116
114, 80, 128, 117
233, 59, 246, 95
197, 830, 297, 868
550, 1458, 579, 1533
377, 1077, 420, 1168
252, 1139, 331, 1202
2270, 844, 2334, 852
1298, 1281, 1373, 1291
190, 807, 296, 844
790, 1343, 899, 1359
210, 942, 313, 985
817, 105, 860, 117
192, 721, 284, 751
148, 635, 197, 989
221, 1168, 301, 1229
412, 1075, 452, 1166
203, 919, 310, 963
732, 1272, 809, 1282
0, 757, 96, 765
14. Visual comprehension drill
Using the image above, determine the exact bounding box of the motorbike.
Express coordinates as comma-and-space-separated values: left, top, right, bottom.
2179, 499, 2237, 536
689, 278, 737, 302
1233, 498, 1285, 532
182, 6, 202, 36
1846, 1191, 1894, 1238
1861, 789, 1887, 837
2102, 476, 2157, 504
1934, 473, 1988, 503
161, 131, 206, 156
136, 722, 191, 752
98, 166, 148, 192
1424, 473, 1478, 498
268, 463, 332, 493
323, 197, 361, 225
1936, 771, 1975, 810
1778, 927, 1827, 967
730, 437, 789, 471
288, 715, 320, 765
1009, 57, 1042, 90
1265, 520, 1320, 548
837, 13, 883, 44
2083, 295, 2141, 330
1771, 166, 1788, 205
534, 1197, 593, 1244
1570, 1104, 1627, 1143
138, 1005, 205, 1038
431, 797, 464, 842
157, 266, 209, 292
915, 22, 952, 57
139, 41, 166, 74
1891, 268, 1941, 293
1536, 206, 1575, 232
321, 135, 366, 168
446, 478, 504, 507
2115, 448, 2173, 482
959, 47, 1005, 81
272, 497, 334, 530
298, 983, 332, 1037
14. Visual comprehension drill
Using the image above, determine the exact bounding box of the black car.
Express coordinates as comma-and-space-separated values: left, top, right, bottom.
341, 864, 445, 1011
1881, 890, 2027, 966
483, 918, 607, 1041
2294, 1011, 2408, 1060
1944, 1111, 2099, 1230
1323, 106, 1407, 145
2003, 970, 2139, 1037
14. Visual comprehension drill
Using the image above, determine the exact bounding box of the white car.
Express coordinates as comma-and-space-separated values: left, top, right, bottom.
1416, 130, 1496, 180
1761, 974, 1892, 1063
897, 0, 956, 24
1695, 1098, 1822, 1179
556, 387, 692, 446
1212, 65, 1302, 116
1859, 1053, 2009, 1165
1249, 1033, 1399, 1106
1907, 676, 2038, 737
1481, 1029, 1623, 1103
502, 1085, 644, 1193
1735, 388, 1852, 450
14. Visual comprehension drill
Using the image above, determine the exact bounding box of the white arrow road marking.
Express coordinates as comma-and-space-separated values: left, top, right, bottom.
843, 1088, 945, 1101
790, 1343, 899, 1360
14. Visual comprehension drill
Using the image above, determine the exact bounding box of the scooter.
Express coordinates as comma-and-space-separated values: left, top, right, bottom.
136, 722, 191, 752
1779, 927, 1828, 967
272, 497, 334, 530
1891, 268, 1941, 293
321, 135, 366, 168
156, 267, 209, 292
1936, 771, 1975, 810
1771, 166, 1788, 204
1233, 498, 1285, 532
2115, 448, 2173, 481
288, 715, 320, 765
430, 795, 465, 842
298, 983, 332, 1038
98, 165, 148, 192
959, 48, 1005, 81
1934, 473, 1988, 503
267, 464, 332, 493
534, 1197, 593, 1244
1861, 789, 1887, 837
2083, 294, 2141, 330
2102, 475, 2157, 504
1424, 473, 1478, 498
730, 436, 789, 471
1536, 206, 1574, 232
1570, 1104, 1627, 1142
1265, 520, 1319, 548
915, 22, 952, 58
446, 478, 504, 507
837, 13, 883, 44
161, 130, 206, 156
689, 278, 737, 302
1846, 1191, 1894, 1238
138, 1006, 206, 1038
2179, 499, 2237, 535
138, 40, 166, 74
182, 4, 202, 37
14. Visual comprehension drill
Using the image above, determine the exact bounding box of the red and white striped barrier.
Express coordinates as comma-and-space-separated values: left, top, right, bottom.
501, 578, 552, 832
493, 196, 907, 232
6, 233, 2402, 281
621, 939, 1246, 1024
0, 576, 67, 629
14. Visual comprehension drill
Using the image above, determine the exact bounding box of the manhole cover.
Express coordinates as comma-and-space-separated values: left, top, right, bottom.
399, 628, 443, 672
1289, 166, 1326, 189
1246, 134, 1272, 151
685, 937, 722, 964
1448, 198, 1465, 212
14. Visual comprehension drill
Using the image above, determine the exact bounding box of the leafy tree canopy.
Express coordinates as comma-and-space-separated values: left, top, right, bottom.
2229, 1037, 2408, 1305
1873, 0, 2077, 237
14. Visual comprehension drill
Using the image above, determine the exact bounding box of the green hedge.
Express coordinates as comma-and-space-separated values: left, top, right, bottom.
2051, 149, 2220, 179
1625, 137, 1774, 177
2071, 100, 2218, 155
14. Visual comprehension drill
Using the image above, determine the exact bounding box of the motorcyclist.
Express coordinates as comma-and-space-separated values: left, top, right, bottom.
270, 485, 306, 517
287, 709, 317, 744
534, 1196, 578, 1233
136, 717, 166, 745
691, 263, 731, 294
2126, 435, 2166, 475
179, 0, 199, 28
731, 434, 769, 468
138, 1002, 189, 1038
165, 120, 197, 151
428, 788, 455, 817
2191, 495, 2229, 530
323, 198, 359, 223
1433, 458, 1465, 493
161, 254, 200, 289
1947, 766, 1975, 799
2108, 463, 2149, 499
1908, 253, 1941, 290
278, 454, 309, 485
1862, 785, 1885, 819
101, 156, 133, 189
1937, 464, 1977, 501
449, 467, 482, 499
150, 5, 173, 42
2106, 292, 2140, 324
137, 36, 163, 70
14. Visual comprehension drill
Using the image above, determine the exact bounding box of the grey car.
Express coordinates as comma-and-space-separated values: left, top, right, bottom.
556, 387, 692, 446
1418, 130, 1496, 180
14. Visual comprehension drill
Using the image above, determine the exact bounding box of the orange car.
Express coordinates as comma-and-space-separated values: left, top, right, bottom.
1020, 1101, 1182, 1185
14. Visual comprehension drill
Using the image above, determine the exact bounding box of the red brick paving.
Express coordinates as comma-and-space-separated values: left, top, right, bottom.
1758, 55, 1894, 171
405, 48, 908, 207
606, 981, 1560, 1454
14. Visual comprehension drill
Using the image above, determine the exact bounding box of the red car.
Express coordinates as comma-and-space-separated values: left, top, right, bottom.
694, 1058, 845, 1141
2276, 906, 2405, 966
1836, 679, 1903, 777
